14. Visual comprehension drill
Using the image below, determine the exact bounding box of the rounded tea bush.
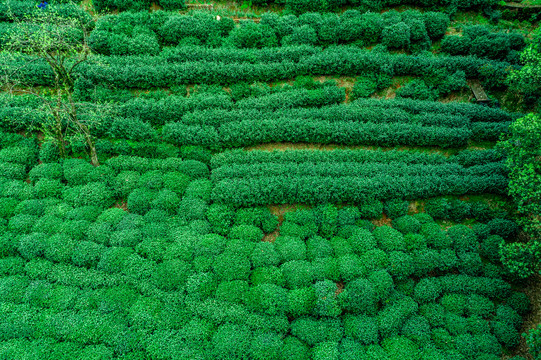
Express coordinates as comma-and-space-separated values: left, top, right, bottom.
373, 226, 405, 252
382, 22, 411, 49
392, 216, 421, 234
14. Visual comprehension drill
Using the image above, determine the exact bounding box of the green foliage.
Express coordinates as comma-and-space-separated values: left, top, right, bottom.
373, 226, 405, 252
230, 225, 264, 242
63, 182, 114, 209
214, 252, 251, 281
251, 242, 280, 268
382, 22, 410, 49
247, 284, 288, 316
206, 204, 235, 236
384, 200, 409, 219
274, 236, 306, 262
212, 324, 252, 360
393, 216, 421, 234
290, 317, 343, 347
250, 332, 283, 360
281, 260, 313, 289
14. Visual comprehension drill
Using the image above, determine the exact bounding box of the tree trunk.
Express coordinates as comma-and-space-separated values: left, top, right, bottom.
88, 141, 99, 167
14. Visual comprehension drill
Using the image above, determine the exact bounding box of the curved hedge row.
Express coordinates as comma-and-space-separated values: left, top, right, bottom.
5, 47, 515, 88
210, 148, 503, 169
441, 25, 526, 63
211, 174, 507, 206
87, 10, 449, 54
211, 162, 507, 182
163, 119, 474, 149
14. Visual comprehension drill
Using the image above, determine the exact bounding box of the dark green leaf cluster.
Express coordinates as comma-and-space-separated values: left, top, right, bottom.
441, 25, 525, 63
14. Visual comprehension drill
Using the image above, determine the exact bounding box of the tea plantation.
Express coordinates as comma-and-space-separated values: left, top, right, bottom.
0, 0, 539, 359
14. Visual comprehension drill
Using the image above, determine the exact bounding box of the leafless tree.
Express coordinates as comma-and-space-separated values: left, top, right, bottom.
0, 3, 104, 166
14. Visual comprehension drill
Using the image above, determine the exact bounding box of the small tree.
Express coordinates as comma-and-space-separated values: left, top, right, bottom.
0, 3, 103, 166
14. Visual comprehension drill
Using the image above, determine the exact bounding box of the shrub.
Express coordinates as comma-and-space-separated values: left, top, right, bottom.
338, 207, 361, 226
446, 225, 478, 254
216, 280, 249, 304
314, 279, 341, 317
247, 284, 288, 316
290, 317, 344, 347
397, 79, 439, 101
0, 198, 18, 218
330, 236, 353, 257
34, 179, 64, 199
358, 200, 383, 219
150, 189, 180, 214
63, 182, 114, 209
14, 200, 45, 216
404, 233, 427, 251
487, 218, 518, 240
185, 179, 212, 202
214, 252, 251, 281
373, 226, 405, 252
283, 25, 317, 46
368, 269, 393, 301
235, 207, 278, 234
420, 303, 446, 328
506, 292, 530, 316
186, 272, 217, 300
194, 234, 227, 258
251, 242, 280, 268
401, 315, 431, 344
492, 320, 520, 348
274, 236, 306, 263
151, 259, 193, 291
135, 238, 167, 262
97, 247, 133, 274
382, 22, 410, 49
313, 341, 339, 360
478, 235, 503, 262
137, 170, 163, 190
466, 294, 494, 318
338, 253, 366, 282
441, 293, 467, 315
162, 172, 191, 196
212, 324, 252, 360
17, 232, 47, 260
341, 278, 376, 314
312, 257, 340, 282
177, 197, 208, 222
414, 278, 442, 303
281, 260, 314, 289
421, 222, 451, 249
71, 241, 105, 268
348, 228, 376, 255
250, 332, 283, 360
384, 199, 409, 219
250, 266, 285, 287
43, 233, 76, 264
393, 216, 421, 234
9, 214, 38, 234
281, 336, 310, 360
387, 251, 415, 280
287, 287, 316, 317
230, 225, 264, 242
441, 35, 469, 56
306, 236, 334, 260
495, 305, 522, 329
206, 204, 235, 236
378, 297, 418, 338
226, 238, 255, 258
344, 315, 379, 345
351, 76, 377, 99
423, 12, 449, 39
